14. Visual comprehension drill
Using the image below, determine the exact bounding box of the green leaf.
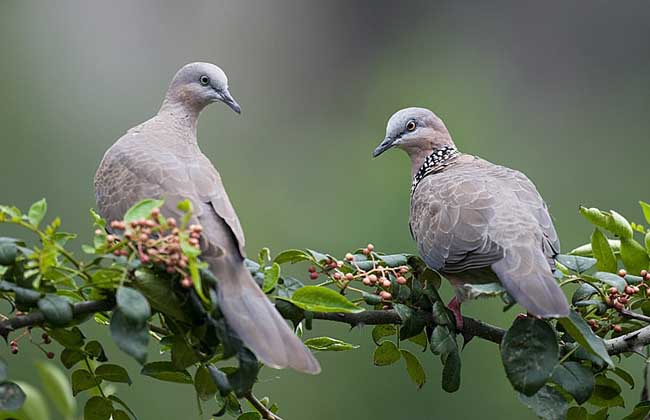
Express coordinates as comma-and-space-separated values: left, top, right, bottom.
273, 249, 314, 265
37, 294, 73, 326
593, 272, 626, 292
0, 359, 6, 382
400, 349, 425, 389
591, 229, 617, 273
461, 282, 506, 299
0, 239, 18, 265
60, 348, 85, 369
0, 381, 25, 411
640, 201, 650, 224
116, 286, 151, 324
112, 409, 131, 420
620, 237, 649, 275
518, 385, 568, 420
556, 254, 597, 273
500, 317, 559, 396
95, 364, 131, 385
559, 311, 614, 367
304, 337, 359, 351
572, 283, 598, 305
238, 413, 262, 420
84, 396, 113, 420
441, 349, 461, 393
430, 325, 457, 356
207, 365, 232, 395
85, 340, 108, 362
49, 327, 85, 349
279, 286, 363, 313
71, 369, 99, 396
579, 206, 633, 239
373, 341, 400, 366
408, 330, 428, 351
612, 367, 635, 389
140, 361, 193, 384
124, 199, 164, 224
623, 400, 650, 420
262, 262, 280, 293
588, 375, 624, 408
570, 240, 621, 257
194, 365, 217, 401
226, 348, 260, 397
170, 336, 200, 370
551, 362, 594, 404
109, 309, 149, 364
133, 268, 189, 322
177, 199, 192, 213
107, 395, 138, 420
27, 199, 47, 227
371, 325, 396, 345
379, 254, 408, 267
567, 406, 588, 420
35, 362, 76, 418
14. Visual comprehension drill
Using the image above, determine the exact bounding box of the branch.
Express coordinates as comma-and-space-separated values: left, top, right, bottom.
244, 392, 283, 420
605, 323, 650, 356
312, 310, 506, 344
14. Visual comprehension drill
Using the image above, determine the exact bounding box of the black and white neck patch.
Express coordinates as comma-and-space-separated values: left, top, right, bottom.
410, 146, 459, 195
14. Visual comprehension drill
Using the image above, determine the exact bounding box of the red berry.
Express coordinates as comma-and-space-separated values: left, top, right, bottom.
10, 348, 18, 354
608, 287, 618, 296
181, 277, 193, 288
94, 229, 103, 236
9, 340, 17, 346
308, 266, 316, 273
333, 273, 342, 280
641, 270, 648, 277
345, 273, 354, 281
400, 266, 409, 274
612, 325, 622, 333
382, 279, 392, 288
41, 333, 48, 340
362, 248, 370, 256
46, 352, 55, 359
310, 272, 319, 280
368, 274, 378, 283
625, 286, 635, 295
367, 244, 375, 252
618, 296, 629, 304
362, 278, 371, 286
613, 301, 624, 311
379, 291, 392, 300
397, 276, 407, 285
587, 319, 597, 326
345, 253, 354, 261
618, 269, 627, 277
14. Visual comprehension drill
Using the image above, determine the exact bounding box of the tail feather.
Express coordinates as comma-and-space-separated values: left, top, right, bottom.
492, 247, 570, 318
215, 259, 321, 374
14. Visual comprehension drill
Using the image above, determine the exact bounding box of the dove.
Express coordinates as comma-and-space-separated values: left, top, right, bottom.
372, 107, 570, 327
94, 62, 320, 374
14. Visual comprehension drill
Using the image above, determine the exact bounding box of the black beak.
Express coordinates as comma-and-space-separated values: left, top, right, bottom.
372, 137, 396, 158
220, 89, 242, 114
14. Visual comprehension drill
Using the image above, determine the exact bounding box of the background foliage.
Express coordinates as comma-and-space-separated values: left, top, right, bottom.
1, 1, 649, 419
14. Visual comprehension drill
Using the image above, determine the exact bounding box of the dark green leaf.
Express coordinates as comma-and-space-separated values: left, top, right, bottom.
431, 301, 450, 326
500, 317, 559, 396
273, 249, 313, 265
116, 286, 151, 324
556, 255, 597, 273
0, 240, 18, 265
379, 254, 408, 267
238, 413, 262, 420
572, 283, 599, 305
441, 349, 461, 393
362, 292, 382, 305
0, 381, 25, 411
71, 369, 99, 396
207, 365, 232, 395
551, 362, 594, 404
124, 199, 164, 224
226, 348, 260, 397
95, 364, 131, 385
623, 400, 650, 420
112, 409, 131, 420
279, 286, 363, 313
27, 199, 47, 227
408, 330, 428, 351
84, 396, 113, 420
567, 406, 588, 420
460, 282, 506, 299
373, 341, 400, 366
85, 340, 108, 362
140, 361, 193, 384
588, 375, 624, 408
612, 367, 635, 389
591, 228, 618, 273
110, 309, 148, 365
60, 348, 85, 369
194, 365, 217, 401
518, 385, 568, 420
107, 395, 138, 420
559, 312, 613, 367
400, 349, 425, 389
304, 337, 359, 351
593, 272, 626, 292
371, 325, 396, 345
35, 361, 75, 417
430, 325, 457, 356
37, 294, 73, 326
133, 268, 189, 322
171, 336, 200, 370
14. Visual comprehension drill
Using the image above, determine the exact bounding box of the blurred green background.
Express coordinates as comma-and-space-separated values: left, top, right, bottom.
1, 1, 649, 419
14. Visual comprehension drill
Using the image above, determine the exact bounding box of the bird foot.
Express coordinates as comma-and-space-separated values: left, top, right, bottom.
447, 296, 464, 331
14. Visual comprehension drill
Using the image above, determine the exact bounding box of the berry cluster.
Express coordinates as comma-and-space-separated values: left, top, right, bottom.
101, 208, 203, 289
9, 329, 54, 359
604, 269, 646, 312
307, 244, 411, 305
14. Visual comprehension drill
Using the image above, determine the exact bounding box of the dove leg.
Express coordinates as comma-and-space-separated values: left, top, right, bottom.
447, 296, 463, 331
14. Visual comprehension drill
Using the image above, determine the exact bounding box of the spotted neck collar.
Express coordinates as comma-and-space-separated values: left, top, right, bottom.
411, 146, 460, 195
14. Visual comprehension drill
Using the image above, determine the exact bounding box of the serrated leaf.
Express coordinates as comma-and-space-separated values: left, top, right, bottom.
559, 312, 613, 368
500, 317, 558, 396
373, 341, 400, 366
49, 327, 85, 349
95, 364, 131, 385
35, 362, 76, 417
379, 254, 408, 267
124, 199, 164, 224
400, 349, 425, 389
279, 286, 363, 313
551, 362, 594, 404
140, 361, 192, 384
304, 337, 359, 351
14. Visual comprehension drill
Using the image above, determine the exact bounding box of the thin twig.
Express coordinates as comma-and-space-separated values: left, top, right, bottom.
244, 392, 283, 420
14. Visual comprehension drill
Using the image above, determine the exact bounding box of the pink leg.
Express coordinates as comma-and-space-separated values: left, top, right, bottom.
447, 296, 464, 331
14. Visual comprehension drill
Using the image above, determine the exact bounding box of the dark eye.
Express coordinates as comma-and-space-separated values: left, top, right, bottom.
199, 75, 210, 86
406, 120, 417, 132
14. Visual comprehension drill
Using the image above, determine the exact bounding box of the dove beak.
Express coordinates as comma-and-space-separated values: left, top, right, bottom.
372, 136, 396, 158
220, 89, 242, 114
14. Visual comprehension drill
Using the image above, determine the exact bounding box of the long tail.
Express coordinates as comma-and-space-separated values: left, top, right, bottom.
492, 246, 570, 318
215, 257, 321, 374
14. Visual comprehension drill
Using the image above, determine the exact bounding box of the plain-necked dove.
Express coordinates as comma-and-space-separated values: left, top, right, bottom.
372, 107, 570, 324
94, 62, 320, 374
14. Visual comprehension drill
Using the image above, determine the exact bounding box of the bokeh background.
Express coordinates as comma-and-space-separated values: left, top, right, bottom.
1, 1, 649, 419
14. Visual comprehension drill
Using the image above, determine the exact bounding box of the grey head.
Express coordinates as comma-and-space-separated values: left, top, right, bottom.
372, 107, 455, 159
162, 62, 241, 114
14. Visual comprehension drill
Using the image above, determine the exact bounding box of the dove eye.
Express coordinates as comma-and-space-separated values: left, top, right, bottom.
199, 75, 210, 86
406, 120, 417, 132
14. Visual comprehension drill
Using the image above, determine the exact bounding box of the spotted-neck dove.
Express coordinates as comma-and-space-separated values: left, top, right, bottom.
94, 62, 320, 374
372, 107, 570, 320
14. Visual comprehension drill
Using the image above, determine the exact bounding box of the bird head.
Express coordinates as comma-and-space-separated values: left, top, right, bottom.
165, 62, 241, 114
372, 107, 454, 158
